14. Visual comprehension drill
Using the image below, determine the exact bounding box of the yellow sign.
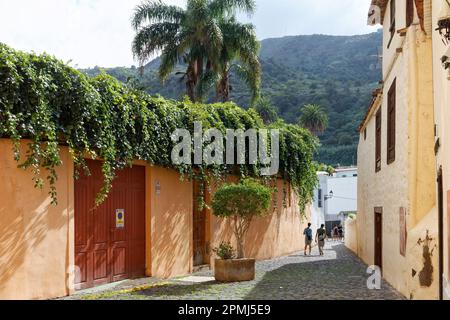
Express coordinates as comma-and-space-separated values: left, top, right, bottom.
116, 209, 125, 228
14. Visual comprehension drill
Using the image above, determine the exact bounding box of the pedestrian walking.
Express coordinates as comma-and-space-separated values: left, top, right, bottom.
303, 223, 313, 256
338, 224, 344, 241
332, 225, 339, 241
315, 224, 327, 256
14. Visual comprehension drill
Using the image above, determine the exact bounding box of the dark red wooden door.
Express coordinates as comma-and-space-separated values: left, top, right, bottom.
75, 160, 145, 290
374, 208, 383, 272
193, 180, 207, 266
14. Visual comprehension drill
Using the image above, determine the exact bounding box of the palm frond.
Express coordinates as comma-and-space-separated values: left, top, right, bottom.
132, 22, 180, 66
131, 0, 185, 30
234, 61, 260, 103
159, 44, 181, 81
209, 0, 256, 17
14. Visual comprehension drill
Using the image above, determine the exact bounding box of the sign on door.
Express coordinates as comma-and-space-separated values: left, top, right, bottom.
116, 209, 125, 228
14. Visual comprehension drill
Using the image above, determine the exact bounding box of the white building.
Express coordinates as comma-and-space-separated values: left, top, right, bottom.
311, 168, 358, 235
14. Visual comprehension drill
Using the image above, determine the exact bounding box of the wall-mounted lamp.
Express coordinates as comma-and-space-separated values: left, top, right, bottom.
324, 190, 334, 200
436, 0, 450, 44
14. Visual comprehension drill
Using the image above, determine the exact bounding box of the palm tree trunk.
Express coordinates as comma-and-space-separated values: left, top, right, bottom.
186, 62, 197, 102
216, 71, 230, 103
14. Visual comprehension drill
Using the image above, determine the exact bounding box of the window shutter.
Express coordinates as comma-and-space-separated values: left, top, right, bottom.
375, 108, 382, 172
406, 0, 414, 27
387, 79, 396, 164
388, 0, 396, 47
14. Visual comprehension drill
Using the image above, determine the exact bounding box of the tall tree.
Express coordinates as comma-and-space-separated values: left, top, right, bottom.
214, 17, 261, 103
253, 97, 278, 124
299, 104, 328, 136
131, 0, 258, 102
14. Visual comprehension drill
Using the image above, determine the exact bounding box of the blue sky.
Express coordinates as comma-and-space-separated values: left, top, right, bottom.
0, 0, 378, 68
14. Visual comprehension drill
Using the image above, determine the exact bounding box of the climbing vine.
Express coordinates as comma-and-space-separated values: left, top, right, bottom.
0, 43, 318, 214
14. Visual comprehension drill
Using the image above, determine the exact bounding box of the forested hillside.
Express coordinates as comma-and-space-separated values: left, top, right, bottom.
82, 30, 382, 166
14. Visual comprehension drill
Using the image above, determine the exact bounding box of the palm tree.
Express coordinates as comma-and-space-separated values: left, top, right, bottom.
299, 104, 328, 135
131, 0, 258, 102
213, 17, 261, 103
253, 97, 278, 124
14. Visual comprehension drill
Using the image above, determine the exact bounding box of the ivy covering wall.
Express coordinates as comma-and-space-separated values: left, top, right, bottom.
0, 43, 317, 214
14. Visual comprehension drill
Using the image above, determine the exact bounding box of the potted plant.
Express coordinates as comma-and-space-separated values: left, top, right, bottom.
211, 178, 272, 282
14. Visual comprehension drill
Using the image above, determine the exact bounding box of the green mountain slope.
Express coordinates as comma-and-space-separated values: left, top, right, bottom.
82, 30, 382, 166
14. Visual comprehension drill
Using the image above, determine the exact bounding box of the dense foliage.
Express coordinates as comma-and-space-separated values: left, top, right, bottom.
211, 178, 272, 258
82, 31, 382, 166
0, 43, 317, 212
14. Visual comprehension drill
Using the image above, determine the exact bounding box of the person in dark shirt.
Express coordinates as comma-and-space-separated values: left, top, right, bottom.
315, 224, 327, 256
303, 223, 313, 256
338, 224, 344, 241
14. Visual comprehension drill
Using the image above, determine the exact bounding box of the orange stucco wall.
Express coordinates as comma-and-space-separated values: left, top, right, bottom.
208, 178, 311, 264
0, 138, 311, 297
147, 173, 311, 279
149, 166, 193, 278
0, 139, 74, 300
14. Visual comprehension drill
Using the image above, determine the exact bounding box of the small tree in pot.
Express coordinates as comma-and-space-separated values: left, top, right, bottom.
211, 178, 272, 282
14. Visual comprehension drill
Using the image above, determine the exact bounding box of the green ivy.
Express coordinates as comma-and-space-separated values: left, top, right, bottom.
0, 43, 318, 214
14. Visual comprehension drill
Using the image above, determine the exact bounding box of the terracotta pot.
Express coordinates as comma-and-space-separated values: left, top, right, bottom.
214, 258, 255, 282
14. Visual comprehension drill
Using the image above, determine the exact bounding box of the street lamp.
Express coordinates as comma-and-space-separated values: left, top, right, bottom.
324, 190, 334, 200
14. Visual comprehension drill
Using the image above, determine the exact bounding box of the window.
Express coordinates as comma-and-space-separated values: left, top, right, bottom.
364, 128, 367, 140
388, 0, 396, 48
318, 189, 322, 208
375, 108, 382, 172
387, 79, 396, 164
406, 0, 414, 27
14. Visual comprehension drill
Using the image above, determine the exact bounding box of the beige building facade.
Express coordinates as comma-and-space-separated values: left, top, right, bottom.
431, 0, 450, 300
356, 0, 439, 299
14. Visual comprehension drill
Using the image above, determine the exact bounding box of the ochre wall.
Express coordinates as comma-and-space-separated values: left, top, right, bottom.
345, 218, 358, 254
149, 166, 193, 278
0, 138, 312, 296
0, 139, 74, 300
431, 0, 450, 300
207, 178, 311, 264
355, 19, 438, 299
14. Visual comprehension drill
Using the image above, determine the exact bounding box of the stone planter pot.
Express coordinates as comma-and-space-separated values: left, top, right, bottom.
214, 258, 256, 282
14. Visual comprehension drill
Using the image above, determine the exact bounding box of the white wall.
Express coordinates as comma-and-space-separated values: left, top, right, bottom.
311, 173, 327, 233
326, 176, 358, 221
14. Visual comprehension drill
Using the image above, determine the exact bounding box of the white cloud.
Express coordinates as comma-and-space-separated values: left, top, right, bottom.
0, 0, 377, 68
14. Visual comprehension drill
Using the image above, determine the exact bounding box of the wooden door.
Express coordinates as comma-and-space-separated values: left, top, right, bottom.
374, 208, 383, 272
74, 160, 146, 290
193, 180, 208, 267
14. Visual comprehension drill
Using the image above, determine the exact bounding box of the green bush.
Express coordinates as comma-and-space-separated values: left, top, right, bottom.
212, 178, 272, 258
212, 242, 236, 260
0, 43, 317, 211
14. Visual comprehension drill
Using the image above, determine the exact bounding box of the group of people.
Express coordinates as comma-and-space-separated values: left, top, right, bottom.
332, 224, 344, 242
302, 223, 344, 256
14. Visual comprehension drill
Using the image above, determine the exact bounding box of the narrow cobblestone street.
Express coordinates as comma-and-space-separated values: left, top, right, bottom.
67, 242, 404, 300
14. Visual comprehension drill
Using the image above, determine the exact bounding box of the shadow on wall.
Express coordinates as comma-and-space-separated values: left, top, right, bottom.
151, 186, 191, 279
210, 179, 307, 261
0, 189, 67, 296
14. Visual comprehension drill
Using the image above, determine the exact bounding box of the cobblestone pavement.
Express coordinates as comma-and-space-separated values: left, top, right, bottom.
68, 242, 405, 300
